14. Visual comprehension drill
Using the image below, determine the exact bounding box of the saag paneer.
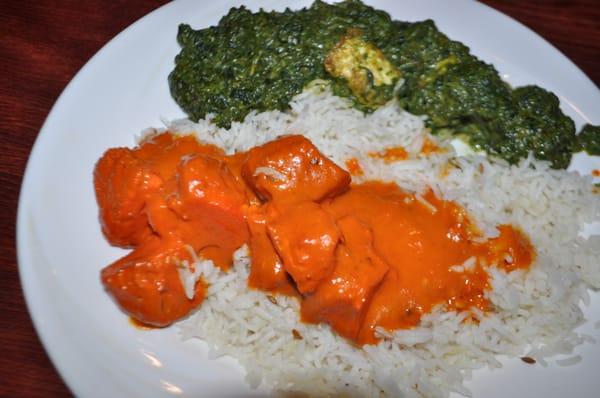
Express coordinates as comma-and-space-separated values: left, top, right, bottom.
169, 0, 598, 169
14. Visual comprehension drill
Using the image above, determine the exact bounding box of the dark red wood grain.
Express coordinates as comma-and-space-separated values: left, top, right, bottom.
0, 1, 598, 396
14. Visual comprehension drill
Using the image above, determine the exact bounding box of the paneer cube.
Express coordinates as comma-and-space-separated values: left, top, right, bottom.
325, 29, 401, 109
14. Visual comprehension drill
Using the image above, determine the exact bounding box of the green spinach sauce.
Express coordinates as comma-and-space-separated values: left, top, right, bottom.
576, 124, 600, 155
169, 0, 598, 169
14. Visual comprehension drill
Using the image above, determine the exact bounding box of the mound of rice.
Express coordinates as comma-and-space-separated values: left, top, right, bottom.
163, 84, 600, 397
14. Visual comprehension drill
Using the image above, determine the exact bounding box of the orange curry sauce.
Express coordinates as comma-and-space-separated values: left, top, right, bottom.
95, 132, 534, 345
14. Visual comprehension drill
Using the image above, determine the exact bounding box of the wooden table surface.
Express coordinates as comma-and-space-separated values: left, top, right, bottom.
1, 1, 598, 396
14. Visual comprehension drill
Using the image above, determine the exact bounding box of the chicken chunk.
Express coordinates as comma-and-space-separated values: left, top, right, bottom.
94, 148, 162, 247
242, 135, 350, 204
170, 153, 247, 222
301, 216, 389, 341
165, 153, 249, 270
267, 202, 340, 294
101, 237, 204, 327
245, 204, 296, 295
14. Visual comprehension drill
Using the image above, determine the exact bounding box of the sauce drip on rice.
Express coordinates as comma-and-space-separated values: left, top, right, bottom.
95, 132, 534, 345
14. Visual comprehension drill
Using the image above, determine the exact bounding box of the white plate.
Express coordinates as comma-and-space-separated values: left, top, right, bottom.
17, 1, 600, 397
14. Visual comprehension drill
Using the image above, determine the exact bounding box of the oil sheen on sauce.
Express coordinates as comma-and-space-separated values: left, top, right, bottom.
95, 132, 534, 345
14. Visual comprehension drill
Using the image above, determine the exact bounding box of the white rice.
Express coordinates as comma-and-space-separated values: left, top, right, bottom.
163, 85, 600, 397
